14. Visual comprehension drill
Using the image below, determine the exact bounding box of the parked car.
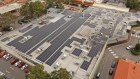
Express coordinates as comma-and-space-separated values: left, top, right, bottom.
25, 66, 30, 73
21, 64, 28, 70
67, 15, 72, 18
3, 75, 8, 79
18, 62, 25, 68
14, 60, 21, 66
0, 52, 6, 58
109, 68, 114, 75
132, 30, 136, 34
5, 54, 13, 60
0, 71, 5, 76
95, 72, 101, 79
3, 54, 7, 59
10, 58, 19, 65
111, 60, 116, 68
126, 45, 134, 50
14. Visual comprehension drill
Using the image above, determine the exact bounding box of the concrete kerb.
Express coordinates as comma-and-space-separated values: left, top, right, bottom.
88, 40, 108, 79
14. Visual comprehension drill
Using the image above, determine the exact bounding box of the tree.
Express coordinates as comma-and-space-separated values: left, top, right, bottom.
26, 64, 50, 79
0, 13, 17, 30
20, 3, 31, 18
26, 64, 71, 79
32, 1, 45, 17
50, 68, 72, 79
20, 1, 45, 18
134, 43, 140, 51
126, 0, 140, 11
131, 43, 140, 55
0, 76, 2, 79
46, 0, 54, 8
61, 0, 72, 4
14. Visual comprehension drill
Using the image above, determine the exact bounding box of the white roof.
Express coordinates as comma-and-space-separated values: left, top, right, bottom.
0, 3, 21, 14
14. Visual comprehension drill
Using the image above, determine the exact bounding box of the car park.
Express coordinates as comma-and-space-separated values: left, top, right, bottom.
109, 68, 114, 75
10, 58, 19, 65
21, 64, 28, 70
95, 72, 101, 79
18, 62, 25, 68
14, 60, 21, 66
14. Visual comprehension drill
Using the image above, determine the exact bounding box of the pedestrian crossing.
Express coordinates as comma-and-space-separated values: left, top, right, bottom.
107, 47, 118, 58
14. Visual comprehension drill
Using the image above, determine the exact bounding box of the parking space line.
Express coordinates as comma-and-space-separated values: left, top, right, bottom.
6, 70, 10, 73
109, 49, 112, 52
110, 52, 114, 54
10, 67, 14, 70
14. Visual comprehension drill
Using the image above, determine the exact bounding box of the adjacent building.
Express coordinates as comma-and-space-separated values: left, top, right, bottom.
114, 59, 140, 79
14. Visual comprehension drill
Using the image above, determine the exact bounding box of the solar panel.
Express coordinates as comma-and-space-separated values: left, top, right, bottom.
80, 60, 90, 70
72, 48, 82, 56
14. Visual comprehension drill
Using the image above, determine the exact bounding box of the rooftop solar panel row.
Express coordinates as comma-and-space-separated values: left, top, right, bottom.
72, 48, 82, 56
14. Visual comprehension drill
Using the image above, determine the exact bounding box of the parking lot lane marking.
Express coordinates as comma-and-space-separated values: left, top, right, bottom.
6, 70, 10, 73
113, 54, 116, 56
109, 50, 112, 52
107, 48, 110, 50
110, 52, 114, 54
115, 56, 118, 58
10, 67, 14, 70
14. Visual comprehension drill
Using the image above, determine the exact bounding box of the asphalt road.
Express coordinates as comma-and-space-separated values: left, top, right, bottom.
96, 35, 140, 79
0, 58, 25, 79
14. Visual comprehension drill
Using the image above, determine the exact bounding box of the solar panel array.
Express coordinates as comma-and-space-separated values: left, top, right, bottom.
72, 48, 82, 56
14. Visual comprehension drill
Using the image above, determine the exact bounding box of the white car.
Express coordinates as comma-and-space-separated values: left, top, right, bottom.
5, 54, 13, 60
21, 64, 28, 70
14, 60, 21, 66
126, 45, 134, 50
0, 71, 5, 76
67, 15, 72, 18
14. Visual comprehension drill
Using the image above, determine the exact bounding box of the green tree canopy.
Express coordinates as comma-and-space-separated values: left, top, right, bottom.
126, 0, 140, 11
27, 64, 50, 79
134, 43, 140, 51
26, 64, 72, 79
0, 13, 17, 29
0, 76, 2, 79
50, 68, 72, 79
20, 1, 45, 18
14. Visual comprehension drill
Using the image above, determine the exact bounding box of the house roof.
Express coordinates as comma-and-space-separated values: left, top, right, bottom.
114, 59, 140, 79
0, 3, 21, 14
4, 0, 12, 3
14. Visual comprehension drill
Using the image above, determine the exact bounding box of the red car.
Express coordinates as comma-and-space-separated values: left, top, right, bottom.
0, 52, 6, 58
25, 66, 30, 73
10, 58, 19, 65
109, 68, 114, 75
18, 62, 25, 68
